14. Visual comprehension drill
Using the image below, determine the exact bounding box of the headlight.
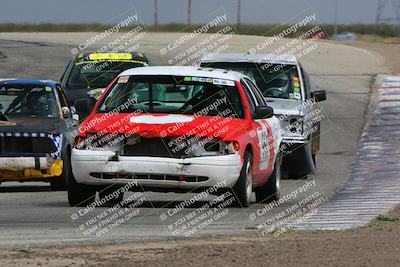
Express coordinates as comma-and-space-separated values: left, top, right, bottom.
281, 116, 303, 137
186, 138, 239, 157
289, 118, 303, 134
74, 133, 124, 154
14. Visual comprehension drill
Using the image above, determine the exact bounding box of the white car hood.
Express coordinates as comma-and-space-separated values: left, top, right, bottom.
265, 98, 304, 116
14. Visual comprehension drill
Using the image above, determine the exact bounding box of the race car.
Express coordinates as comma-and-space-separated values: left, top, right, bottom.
69, 66, 282, 207
0, 79, 77, 190
200, 53, 327, 179
61, 52, 149, 105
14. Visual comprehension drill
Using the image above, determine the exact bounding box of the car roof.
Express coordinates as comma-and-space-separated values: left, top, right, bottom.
118, 66, 248, 81
201, 53, 298, 65
0, 79, 58, 87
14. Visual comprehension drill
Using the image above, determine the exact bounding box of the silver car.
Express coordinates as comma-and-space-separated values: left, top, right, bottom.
200, 53, 327, 179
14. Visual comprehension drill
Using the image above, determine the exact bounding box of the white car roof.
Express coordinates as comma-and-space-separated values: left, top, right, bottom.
118, 66, 247, 81
201, 53, 298, 65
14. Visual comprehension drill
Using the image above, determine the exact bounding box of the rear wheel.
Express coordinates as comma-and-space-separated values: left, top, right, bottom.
230, 151, 253, 208
255, 153, 281, 203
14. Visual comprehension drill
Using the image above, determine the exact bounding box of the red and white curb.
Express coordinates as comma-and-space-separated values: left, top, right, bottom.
296, 76, 400, 230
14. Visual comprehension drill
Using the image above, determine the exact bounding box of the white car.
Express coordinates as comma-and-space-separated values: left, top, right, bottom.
70, 66, 282, 207
201, 53, 326, 179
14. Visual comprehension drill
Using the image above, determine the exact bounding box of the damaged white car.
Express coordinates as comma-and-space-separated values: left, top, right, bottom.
201, 53, 326, 178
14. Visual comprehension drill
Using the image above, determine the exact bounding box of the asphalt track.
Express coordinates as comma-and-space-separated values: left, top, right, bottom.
0, 33, 388, 248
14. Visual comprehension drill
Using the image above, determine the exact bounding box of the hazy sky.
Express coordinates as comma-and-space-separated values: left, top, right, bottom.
0, 0, 396, 24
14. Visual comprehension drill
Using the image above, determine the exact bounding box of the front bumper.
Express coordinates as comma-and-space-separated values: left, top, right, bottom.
71, 149, 242, 188
0, 157, 63, 181
281, 136, 308, 153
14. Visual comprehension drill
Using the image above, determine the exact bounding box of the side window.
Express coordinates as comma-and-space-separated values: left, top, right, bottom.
56, 85, 70, 107
240, 80, 256, 116
244, 78, 266, 106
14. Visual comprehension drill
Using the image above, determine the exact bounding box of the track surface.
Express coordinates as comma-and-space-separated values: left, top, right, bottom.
0, 33, 387, 247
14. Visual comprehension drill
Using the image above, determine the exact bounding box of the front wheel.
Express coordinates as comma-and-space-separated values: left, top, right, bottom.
230, 151, 253, 208
67, 162, 96, 207
98, 185, 124, 206
312, 154, 316, 168
255, 153, 281, 203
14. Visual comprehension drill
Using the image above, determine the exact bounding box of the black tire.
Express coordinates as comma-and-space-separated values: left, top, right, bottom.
288, 142, 314, 180
50, 154, 69, 191
312, 154, 316, 168
67, 161, 96, 207
231, 151, 253, 208
98, 185, 124, 206
255, 153, 281, 203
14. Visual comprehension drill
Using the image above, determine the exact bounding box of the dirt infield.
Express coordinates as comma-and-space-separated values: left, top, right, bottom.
348, 41, 400, 74
1, 206, 399, 267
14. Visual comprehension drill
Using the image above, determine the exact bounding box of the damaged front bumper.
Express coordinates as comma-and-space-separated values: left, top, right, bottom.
0, 156, 63, 181
71, 149, 242, 189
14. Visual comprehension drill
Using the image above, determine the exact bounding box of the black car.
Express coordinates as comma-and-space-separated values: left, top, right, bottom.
61, 52, 149, 104
0, 79, 77, 190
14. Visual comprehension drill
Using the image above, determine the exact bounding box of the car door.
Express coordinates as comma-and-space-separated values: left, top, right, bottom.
241, 79, 276, 182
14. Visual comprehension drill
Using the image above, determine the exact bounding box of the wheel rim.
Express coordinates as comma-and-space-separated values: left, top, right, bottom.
245, 159, 252, 202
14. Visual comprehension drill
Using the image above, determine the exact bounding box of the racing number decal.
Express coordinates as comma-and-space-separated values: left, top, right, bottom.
256, 121, 270, 170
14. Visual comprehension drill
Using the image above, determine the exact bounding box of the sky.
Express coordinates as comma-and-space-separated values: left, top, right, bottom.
0, 0, 397, 25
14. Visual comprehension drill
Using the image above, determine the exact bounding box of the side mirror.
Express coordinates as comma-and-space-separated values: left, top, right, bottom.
61, 106, 71, 119
311, 90, 327, 102
254, 106, 274, 119
74, 99, 94, 118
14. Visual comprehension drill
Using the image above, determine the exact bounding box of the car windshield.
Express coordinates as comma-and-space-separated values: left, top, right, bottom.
0, 84, 58, 118
66, 60, 146, 89
97, 75, 244, 118
202, 62, 301, 100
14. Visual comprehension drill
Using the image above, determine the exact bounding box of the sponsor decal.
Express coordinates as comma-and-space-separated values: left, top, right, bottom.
293, 92, 301, 99
256, 121, 271, 170
212, 79, 235, 86
130, 114, 194, 124
89, 53, 133, 61
183, 77, 235, 86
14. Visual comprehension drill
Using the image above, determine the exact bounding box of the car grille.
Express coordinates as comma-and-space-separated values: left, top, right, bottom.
0, 135, 57, 155
87, 133, 192, 158
123, 136, 189, 158
89, 172, 208, 182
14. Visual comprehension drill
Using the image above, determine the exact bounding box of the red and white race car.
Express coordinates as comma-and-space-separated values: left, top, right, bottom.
70, 66, 282, 207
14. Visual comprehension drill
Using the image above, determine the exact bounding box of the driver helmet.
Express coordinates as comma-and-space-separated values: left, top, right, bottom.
270, 74, 289, 88
24, 91, 47, 115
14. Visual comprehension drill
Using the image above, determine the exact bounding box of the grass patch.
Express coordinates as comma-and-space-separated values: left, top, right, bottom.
375, 215, 400, 222
369, 214, 400, 230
